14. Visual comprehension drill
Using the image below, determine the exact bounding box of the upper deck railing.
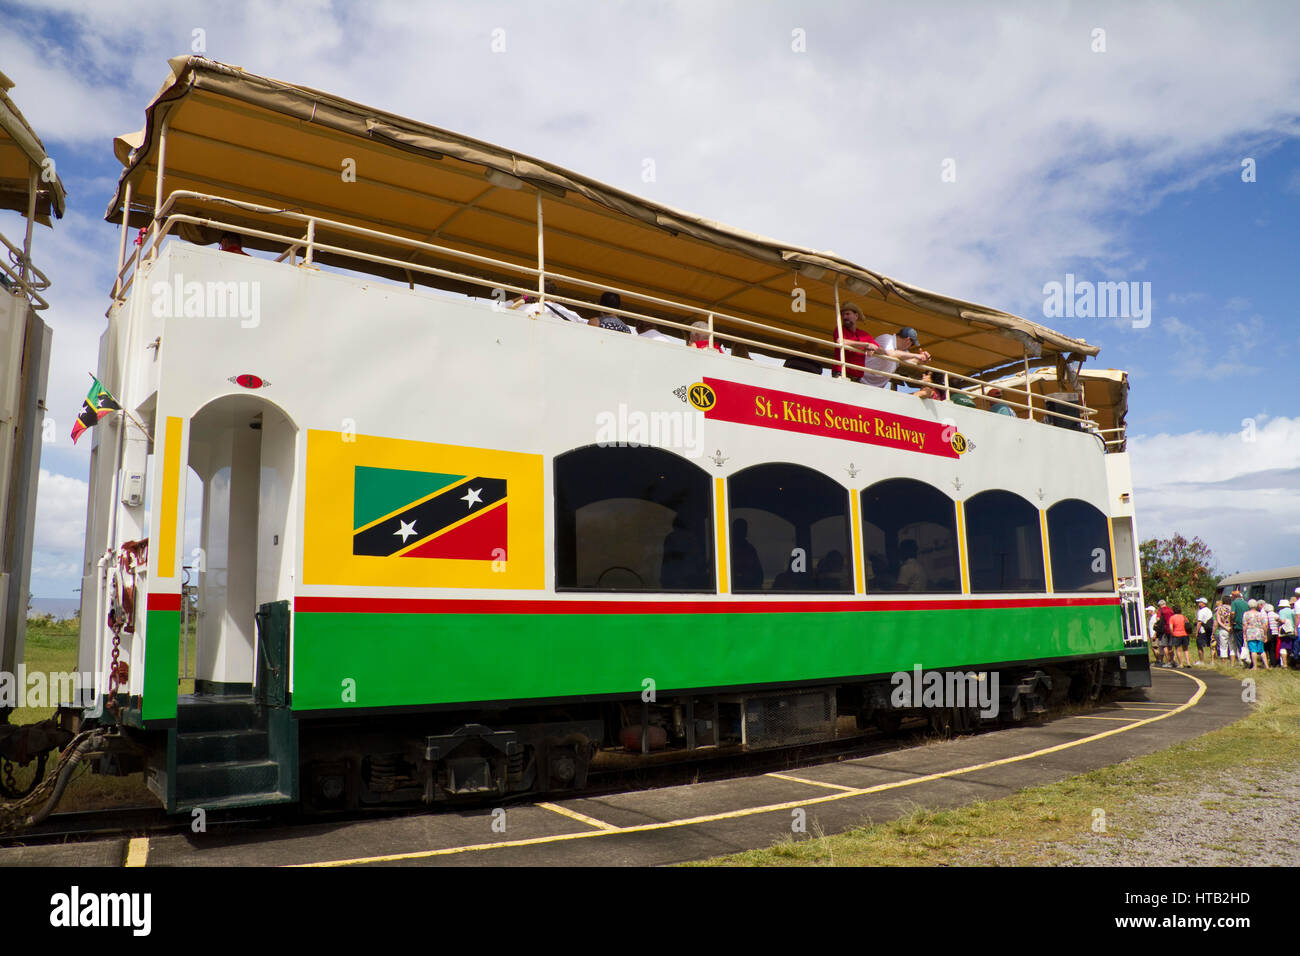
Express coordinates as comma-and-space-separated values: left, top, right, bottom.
1, 226, 51, 310
113, 189, 1114, 441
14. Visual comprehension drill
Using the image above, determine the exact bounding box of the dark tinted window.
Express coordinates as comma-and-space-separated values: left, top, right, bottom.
965, 490, 1045, 592
860, 479, 960, 593
554, 445, 714, 591
1047, 499, 1113, 592
729, 463, 851, 593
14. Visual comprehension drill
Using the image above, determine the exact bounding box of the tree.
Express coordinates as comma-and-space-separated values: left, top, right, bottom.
1139, 535, 1222, 613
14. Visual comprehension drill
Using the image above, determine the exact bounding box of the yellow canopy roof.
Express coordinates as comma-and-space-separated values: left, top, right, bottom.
0, 69, 67, 225
107, 56, 1100, 376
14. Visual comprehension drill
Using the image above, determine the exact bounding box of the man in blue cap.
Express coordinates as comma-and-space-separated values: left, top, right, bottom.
859, 326, 931, 388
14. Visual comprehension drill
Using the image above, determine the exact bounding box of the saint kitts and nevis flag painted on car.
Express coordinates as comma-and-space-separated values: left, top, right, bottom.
302, 430, 544, 589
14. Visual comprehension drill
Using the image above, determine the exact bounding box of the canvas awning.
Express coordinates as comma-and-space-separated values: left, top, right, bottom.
106, 56, 1099, 376
0, 70, 67, 225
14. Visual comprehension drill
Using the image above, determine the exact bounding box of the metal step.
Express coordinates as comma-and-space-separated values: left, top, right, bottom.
176, 695, 263, 733
177, 729, 270, 764
176, 758, 281, 803
175, 790, 295, 812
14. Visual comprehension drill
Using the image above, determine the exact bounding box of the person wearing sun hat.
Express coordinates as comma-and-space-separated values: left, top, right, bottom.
1194, 597, 1213, 665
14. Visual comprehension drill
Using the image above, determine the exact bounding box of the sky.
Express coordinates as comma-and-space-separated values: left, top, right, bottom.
2, 0, 1298, 598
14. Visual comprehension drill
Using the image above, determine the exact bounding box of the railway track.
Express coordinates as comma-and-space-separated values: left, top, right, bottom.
1, 692, 1135, 848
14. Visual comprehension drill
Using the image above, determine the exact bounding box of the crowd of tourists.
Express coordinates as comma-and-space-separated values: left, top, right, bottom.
1147, 590, 1298, 670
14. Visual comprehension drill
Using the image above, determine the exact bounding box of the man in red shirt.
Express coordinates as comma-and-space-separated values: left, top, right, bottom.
1157, 599, 1176, 667
835, 303, 880, 381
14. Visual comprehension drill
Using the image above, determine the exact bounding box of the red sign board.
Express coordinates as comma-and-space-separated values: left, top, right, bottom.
699, 377, 967, 459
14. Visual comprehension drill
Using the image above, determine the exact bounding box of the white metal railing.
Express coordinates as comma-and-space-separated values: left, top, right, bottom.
0, 228, 51, 310
113, 189, 1102, 433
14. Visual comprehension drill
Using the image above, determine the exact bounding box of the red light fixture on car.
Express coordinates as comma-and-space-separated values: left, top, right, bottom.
230, 374, 270, 389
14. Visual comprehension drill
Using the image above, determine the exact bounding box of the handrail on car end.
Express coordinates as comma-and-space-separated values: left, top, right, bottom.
122, 190, 1099, 431
0, 229, 52, 310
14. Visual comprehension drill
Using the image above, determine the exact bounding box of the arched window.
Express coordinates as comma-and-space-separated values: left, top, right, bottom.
860, 479, 960, 593
964, 490, 1045, 592
728, 463, 851, 593
554, 445, 714, 591
1047, 499, 1113, 592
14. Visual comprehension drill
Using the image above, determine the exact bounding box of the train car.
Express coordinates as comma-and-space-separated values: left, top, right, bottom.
1216, 567, 1300, 607
68, 56, 1149, 814
0, 72, 66, 787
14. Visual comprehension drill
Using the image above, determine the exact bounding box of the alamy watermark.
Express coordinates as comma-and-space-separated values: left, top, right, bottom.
151, 272, 261, 328
1042, 274, 1150, 329
49, 886, 151, 936
890, 666, 1000, 718
0, 667, 99, 708
595, 403, 704, 459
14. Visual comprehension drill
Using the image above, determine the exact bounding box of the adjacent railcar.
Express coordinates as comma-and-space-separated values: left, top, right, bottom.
73, 57, 1150, 814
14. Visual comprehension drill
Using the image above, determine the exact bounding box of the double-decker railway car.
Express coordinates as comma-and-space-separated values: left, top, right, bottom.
67, 57, 1149, 814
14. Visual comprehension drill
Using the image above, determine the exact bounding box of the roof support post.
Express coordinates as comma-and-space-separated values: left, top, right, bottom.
535, 189, 545, 312
304, 218, 315, 266
707, 312, 714, 350
113, 180, 134, 298
1023, 347, 1033, 422
19, 168, 37, 287
833, 274, 845, 377
151, 113, 170, 263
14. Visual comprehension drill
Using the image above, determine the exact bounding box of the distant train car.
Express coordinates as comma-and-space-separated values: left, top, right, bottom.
1216, 567, 1300, 606
70, 57, 1149, 815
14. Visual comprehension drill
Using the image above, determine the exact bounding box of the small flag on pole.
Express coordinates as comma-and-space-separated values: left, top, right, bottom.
71, 377, 122, 444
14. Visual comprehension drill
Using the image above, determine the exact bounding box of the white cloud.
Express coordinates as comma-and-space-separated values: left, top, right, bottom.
1130, 415, 1300, 574
28, 469, 89, 595
5, 0, 1299, 591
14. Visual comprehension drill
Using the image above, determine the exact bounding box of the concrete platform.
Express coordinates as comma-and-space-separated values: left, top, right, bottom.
1, 667, 1249, 867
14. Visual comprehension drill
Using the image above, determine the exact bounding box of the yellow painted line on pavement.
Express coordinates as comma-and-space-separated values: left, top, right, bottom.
535, 802, 618, 831
766, 772, 859, 792
1112, 706, 1178, 712
1067, 715, 1144, 721
124, 837, 149, 868
291, 671, 1207, 868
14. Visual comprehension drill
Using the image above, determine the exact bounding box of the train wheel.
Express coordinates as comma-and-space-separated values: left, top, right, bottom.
928, 708, 954, 739
952, 706, 979, 734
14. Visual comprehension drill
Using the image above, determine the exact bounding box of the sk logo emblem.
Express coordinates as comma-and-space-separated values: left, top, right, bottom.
688, 382, 716, 411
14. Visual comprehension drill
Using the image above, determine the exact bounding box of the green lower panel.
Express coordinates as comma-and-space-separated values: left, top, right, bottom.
143, 610, 180, 721
291, 605, 1122, 712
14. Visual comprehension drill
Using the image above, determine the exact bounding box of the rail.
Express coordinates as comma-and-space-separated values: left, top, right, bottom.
112, 189, 1104, 434
1, 228, 51, 310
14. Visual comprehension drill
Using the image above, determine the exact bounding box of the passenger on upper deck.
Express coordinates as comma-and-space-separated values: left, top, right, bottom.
833, 303, 880, 382
688, 321, 725, 352
858, 326, 930, 388
984, 387, 1016, 416
219, 232, 250, 256
591, 292, 634, 333
915, 371, 945, 401
508, 279, 587, 324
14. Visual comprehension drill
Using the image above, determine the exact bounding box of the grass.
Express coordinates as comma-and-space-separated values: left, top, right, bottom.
6, 618, 158, 812
694, 661, 1300, 866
